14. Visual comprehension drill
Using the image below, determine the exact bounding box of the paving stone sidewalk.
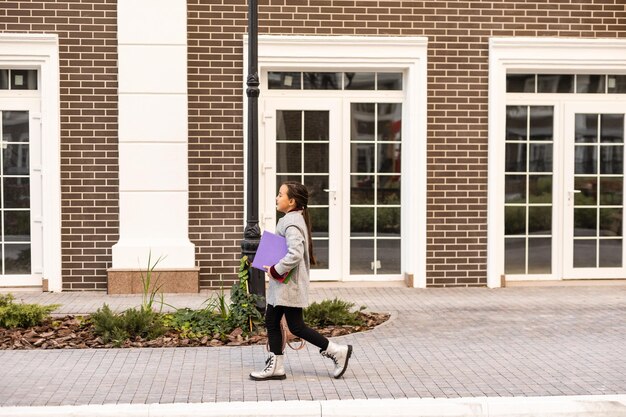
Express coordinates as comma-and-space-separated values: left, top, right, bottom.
0, 286, 625, 407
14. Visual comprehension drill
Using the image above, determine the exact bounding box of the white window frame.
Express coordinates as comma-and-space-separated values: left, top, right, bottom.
243, 35, 428, 287
0, 34, 61, 291
488, 37, 626, 288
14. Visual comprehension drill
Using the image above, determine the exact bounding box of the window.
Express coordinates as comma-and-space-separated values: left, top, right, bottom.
268, 72, 403, 91
350, 102, 402, 275
504, 105, 554, 274
0, 69, 38, 90
506, 73, 626, 94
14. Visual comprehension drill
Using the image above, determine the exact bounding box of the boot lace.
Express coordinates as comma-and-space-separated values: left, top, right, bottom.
322, 351, 339, 366
263, 356, 275, 372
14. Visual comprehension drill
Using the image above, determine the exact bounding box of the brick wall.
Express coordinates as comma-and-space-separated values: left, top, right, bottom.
188, 0, 626, 288
0, 0, 118, 290
1, 1, 624, 290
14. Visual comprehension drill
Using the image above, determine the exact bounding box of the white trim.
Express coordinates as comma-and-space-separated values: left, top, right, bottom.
244, 35, 428, 287
0, 34, 61, 292
488, 37, 626, 288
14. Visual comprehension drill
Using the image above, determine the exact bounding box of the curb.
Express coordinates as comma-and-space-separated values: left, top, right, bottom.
1, 395, 626, 417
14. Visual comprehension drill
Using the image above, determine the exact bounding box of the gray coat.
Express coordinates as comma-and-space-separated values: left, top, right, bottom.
265, 210, 310, 308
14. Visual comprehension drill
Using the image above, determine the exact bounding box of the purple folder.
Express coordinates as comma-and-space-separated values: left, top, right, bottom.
251, 231, 288, 271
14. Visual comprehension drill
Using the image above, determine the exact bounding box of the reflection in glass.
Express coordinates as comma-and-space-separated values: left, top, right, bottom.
303, 175, 328, 205
345, 72, 375, 90
528, 175, 552, 204
308, 207, 328, 235
351, 103, 375, 141
377, 207, 400, 236
303, 72, 341, 90
0, 69, 8, 89
600, 178, 622, 205
377, 239, 401, 273
505, 206, 525, 235
10, 70, 38, 90
350, 239, 375, 274
351, 143, 375, 173
506, 74, 535, 93
577, 74, 605, 93
505, 175, 526, 203
537, 74, 574, 93
574, 240, 596, 268
311, 239, 329, 269
276, 110, 302, 141
528, 238, 551, 273
303, 143, 328, 173
351, 207, 374, 236
4, 211, 30, 241
377, 143, 401, 173
4, 244, 30, 274
574, 177, 597, 205
276, 175, 300, 193
600, 114, 624, 143
599, 208, 622, 236
529, 143, 553, 172
529, 106, 553, 141
600, 146, 623, 175
505, 238, 525, 273
377, 73, 403, 90
574, 208, 597, 236
2, 111, 29, 142
276, 143, 301, 173
351, 175, 374, 204
575, 114, 598, 143
304, 111, 329, 141
528, 207, 551, 235
3, 145, 30, 176
377, 103, 402, 141
268, 72, 301, 89
377, 176, 400, 205
3, 177, 30, 208
505, 143, 526, 172
599, 239, 622, 267
311, 238, 329, 269
506, 106, 527, 140
608, 75, 626, 93
575, 146, 597, 174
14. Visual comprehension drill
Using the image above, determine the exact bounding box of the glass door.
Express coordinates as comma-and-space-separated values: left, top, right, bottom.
563, 102, 626, 279
346, 102, 402, 278
0, 98, 42, 286
263, 98, 342, 280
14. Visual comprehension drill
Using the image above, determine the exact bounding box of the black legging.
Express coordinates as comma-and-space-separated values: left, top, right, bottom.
265, 304, 329, 355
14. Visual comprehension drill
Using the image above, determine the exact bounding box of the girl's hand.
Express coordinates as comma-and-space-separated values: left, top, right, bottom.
262, 265, 271, 274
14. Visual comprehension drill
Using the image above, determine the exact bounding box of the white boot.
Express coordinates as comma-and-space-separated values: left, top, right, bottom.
320, 341, 353, 378
249, 352, 286, 381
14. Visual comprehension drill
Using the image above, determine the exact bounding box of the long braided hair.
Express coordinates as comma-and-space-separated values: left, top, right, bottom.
282, 181, 316, 265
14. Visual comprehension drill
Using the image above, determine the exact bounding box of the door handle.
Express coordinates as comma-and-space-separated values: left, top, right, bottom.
323, 188, 337, 205
567, 190, 581, 206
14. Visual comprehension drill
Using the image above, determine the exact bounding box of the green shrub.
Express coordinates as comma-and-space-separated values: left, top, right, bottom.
228, 256, 264, 332
163, 307, 230, 339
303, 298, 366, 327
0, 293, 60, 329
91, 304, 126, 345
91, 304, 165, 347
163, 257, 264, 340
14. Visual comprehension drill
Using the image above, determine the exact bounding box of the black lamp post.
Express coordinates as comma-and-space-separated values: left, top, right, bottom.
241, 0, 265, 309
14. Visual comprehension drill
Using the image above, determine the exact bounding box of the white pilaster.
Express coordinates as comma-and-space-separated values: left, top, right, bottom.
112, 0, 194, 268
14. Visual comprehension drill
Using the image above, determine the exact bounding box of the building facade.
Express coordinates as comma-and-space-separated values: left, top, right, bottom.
0, 0, 625, 291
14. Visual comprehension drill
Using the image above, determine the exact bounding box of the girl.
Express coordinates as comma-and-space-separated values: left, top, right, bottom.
250, 181, 353, 381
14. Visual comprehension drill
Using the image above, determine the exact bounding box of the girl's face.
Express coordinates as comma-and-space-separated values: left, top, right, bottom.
276, 184, 296, 214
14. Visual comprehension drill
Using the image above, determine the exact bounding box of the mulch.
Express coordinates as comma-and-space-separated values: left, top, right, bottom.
0, 312, 390, 350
